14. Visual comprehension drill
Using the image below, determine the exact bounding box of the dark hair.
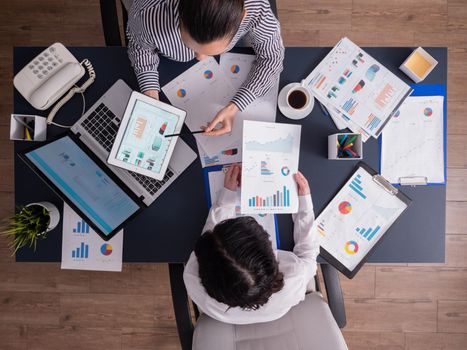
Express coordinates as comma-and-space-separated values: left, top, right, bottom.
194, 216, 284, 310
178, 0, 244, 44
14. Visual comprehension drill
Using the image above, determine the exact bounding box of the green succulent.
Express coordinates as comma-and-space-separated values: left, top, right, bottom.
0, 205, 50, 254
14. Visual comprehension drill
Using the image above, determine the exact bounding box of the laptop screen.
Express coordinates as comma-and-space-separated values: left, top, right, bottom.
24, 135, 141, 235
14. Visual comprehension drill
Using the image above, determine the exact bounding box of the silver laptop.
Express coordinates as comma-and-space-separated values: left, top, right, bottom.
71, 79, 197, 206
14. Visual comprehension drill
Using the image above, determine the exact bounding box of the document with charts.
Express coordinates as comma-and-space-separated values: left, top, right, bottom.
164, 54, 278, 167
316, 166, 409, 272
61, 204, 123, 272
241, 121, 301, 214
381, 95, 445, 184
207, 168, 277, 249
304, 37, 412, 139
162, 57, 241, 156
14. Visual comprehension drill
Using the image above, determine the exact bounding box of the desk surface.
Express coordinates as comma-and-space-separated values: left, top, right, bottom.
14, 46, 447, 263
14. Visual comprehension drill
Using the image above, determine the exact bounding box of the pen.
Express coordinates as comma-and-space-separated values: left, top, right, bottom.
318, 101, 330, 117
165, 130, 204, 138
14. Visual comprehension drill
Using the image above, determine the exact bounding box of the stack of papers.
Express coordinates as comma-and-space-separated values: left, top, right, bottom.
162, 53, 278, 167
305, 37, 412, 141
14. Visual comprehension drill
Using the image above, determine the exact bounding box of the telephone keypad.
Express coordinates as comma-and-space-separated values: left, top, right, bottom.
28, 47, 65, 80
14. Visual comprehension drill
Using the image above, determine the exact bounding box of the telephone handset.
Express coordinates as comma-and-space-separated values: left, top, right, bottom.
14, 43, 96, 127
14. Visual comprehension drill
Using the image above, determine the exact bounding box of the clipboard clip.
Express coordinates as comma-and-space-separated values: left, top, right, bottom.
399, 176, 428, 187
373, 174, 399, 196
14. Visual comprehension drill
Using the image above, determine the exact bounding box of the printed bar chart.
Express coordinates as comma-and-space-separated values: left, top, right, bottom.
71, 242, 89, 259
342, 98, 358, 115
349, 174, 366, 199
356, 225, 381, 241
248, 186, 290, 207
73, 219, 90, 234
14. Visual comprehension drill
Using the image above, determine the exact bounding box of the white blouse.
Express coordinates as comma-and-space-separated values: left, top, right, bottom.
183, 188, 320, 325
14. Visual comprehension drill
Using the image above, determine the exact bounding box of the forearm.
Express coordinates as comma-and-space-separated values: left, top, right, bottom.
126, 31, 161, 93
231, 10, 284, 110
292, 195, 320, 264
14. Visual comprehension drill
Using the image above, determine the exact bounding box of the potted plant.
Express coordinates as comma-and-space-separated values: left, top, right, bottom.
0, 202, 60, 253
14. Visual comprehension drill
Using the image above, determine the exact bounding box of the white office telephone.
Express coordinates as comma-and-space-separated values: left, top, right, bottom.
14, 43, 95, 114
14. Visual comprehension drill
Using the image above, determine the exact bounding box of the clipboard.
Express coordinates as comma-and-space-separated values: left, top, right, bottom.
317, 162, 411, 279
203, 165, 281, 249
379, 84, 447, 186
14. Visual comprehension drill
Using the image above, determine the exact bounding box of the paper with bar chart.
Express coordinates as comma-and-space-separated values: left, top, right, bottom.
314, 167, 408, 271
61, 204, 123, 271
207, 169, 277, 249
381, 96, 445, 184
304, 37, 412, 139
241, 121, 301, 214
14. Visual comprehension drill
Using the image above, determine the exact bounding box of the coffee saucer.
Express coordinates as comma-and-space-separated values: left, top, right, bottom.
278, 83, 315, 120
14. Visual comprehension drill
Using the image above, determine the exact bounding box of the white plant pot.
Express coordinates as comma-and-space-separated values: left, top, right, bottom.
26, 202, 60, 232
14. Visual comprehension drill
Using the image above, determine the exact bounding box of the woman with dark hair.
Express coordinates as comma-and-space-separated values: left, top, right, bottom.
127, 0, 284, 136
183, 165, 321, 324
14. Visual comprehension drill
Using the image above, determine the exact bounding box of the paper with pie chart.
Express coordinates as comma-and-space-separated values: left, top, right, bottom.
241, 121, 301, 214
314, 166, 408, 271
162, 57, 242, 156
381, 95, 445, 184
61, 203, 123, 272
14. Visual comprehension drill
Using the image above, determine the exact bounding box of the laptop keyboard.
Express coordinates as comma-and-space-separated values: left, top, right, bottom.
80, 102, 175, 197
129, 169, 175, 195
81, 103, 119, 152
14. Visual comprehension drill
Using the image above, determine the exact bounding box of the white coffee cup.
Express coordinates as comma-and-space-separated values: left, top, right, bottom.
286, 82, 313, 111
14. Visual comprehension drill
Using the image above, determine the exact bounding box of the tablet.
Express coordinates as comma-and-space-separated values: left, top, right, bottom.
108, 91, 186, 180
316, 163, 411, 278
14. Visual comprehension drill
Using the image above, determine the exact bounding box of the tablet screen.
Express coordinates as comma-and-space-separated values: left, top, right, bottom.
25, 135, 141, 236
114, 99, 180, 174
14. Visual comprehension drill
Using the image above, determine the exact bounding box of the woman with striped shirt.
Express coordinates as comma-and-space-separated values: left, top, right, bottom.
127, 0, 284, 136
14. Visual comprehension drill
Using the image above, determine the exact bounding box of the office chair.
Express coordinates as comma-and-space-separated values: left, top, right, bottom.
99, 0, 279, 47
169, 263, 348, 350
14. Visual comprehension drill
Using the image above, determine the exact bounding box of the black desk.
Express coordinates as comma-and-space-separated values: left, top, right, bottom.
14, 46, 447, 263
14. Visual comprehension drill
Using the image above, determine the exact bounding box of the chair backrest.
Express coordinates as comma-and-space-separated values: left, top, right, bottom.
192, 292, 348, 350
100, 0, 278, 47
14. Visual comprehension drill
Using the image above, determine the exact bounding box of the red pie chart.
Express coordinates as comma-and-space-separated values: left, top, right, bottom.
338, 201, 352, 215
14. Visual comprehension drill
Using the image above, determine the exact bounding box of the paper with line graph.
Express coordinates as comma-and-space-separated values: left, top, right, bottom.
304, 37, 412, 139
381, 95, 445, 184
313, 166, 407, 271
241, 121, 301, 214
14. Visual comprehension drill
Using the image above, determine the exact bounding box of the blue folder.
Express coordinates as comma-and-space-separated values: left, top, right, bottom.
379, 84, 447, 186
203, 165, 281, 248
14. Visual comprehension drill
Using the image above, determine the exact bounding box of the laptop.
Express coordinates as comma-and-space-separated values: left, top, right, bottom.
71, 79, 197, 207
19, 79, 197, 240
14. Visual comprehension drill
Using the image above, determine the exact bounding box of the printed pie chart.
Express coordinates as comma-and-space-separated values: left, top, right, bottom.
203, 70, 213, 79
281, 166, 290, 176
100, 243, 113, 256
177, 88, 186, 98
231, 64, 240, 74
424, 107, 433, 117
338, 201, 352, 215
344, 241, 359, 255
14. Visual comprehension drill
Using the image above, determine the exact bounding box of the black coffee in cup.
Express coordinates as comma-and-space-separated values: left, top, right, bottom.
288, 89, 308, 109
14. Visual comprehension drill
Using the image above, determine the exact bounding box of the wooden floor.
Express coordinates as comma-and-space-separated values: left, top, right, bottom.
1, 0, 467, 349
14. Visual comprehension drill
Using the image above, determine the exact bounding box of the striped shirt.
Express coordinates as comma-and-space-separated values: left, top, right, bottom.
126, 0, 284, 110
